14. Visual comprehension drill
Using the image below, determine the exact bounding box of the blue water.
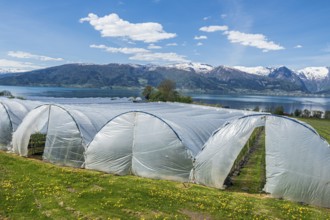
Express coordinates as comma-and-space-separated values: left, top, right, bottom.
0, 85, 141, 98
1, 85, 330, 113
190, 94, 330, 113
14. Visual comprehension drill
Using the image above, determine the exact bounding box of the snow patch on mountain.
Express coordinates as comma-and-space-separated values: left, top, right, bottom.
167, 62, 214, 73
298, 67, 329, 80
233, 66, 273, 76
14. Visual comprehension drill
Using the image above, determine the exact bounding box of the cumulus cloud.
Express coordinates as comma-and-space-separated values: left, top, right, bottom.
203, 16, 211, 21
166, 43, 178, 46
129, 52, 189, 62
225, 30, 284, 52
90, 44, 149, 54
80, 13, 176, 43
196, 42, 203, 46
91, 44, 188, 63
147, 44, 162, 49
199, 23, 284, 52
0, 59, 42, 71
200, 25, 228, 32
194, 35, 207, 40
8, 51, 63, 61
295, 45, 303, 48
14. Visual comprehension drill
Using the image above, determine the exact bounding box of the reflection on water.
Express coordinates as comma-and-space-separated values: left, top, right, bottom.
1, 85, 330, 113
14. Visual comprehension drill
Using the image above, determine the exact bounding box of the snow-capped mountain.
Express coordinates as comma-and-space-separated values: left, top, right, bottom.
296, 67, 330, 93
297, 67, 329, 80
233, 66, 274, 76
0, 63, 329, 94
167, 62, 214, 73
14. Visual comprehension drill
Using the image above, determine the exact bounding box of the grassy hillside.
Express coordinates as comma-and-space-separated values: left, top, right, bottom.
1, 118, 330, 219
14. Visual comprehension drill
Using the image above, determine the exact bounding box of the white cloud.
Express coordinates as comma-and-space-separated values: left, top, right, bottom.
203, 16, 211, 21
221, 14, 227, 19
147, 44, 162, 49
80, 13, 176, 43
90, 44, 188, 63
225, 30, 285, 52
0, 59, 42, 71
200, 25, 228, 32
196, 42, 203, 46
129, 52, 189, 63
194, 35, 208, 40
166, 43, 178, 46
90, 44, 149, 54
8, 51, 63, 61
295, 45, 302, 49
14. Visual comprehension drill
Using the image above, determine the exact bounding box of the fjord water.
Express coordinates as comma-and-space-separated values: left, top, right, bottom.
1, 85, 330, 113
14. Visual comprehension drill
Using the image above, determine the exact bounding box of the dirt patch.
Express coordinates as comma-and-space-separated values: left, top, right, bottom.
180, 209, 213, 220
67, 187, 77, 193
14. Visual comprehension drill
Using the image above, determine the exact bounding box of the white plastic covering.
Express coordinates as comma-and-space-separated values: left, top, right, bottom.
265, 116, 330, 208
12, 104, 124, 167
85, 112, 193, 181
0, 98, 41, 150
192, 115, 266, 188
85, 104, 253, 181
193, 114, 330, 208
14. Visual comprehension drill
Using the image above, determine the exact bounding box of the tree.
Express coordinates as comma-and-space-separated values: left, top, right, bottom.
157, 79, 177, 101
325, 111, 330, 119
293, 109, 302, 117
312, 110, 323, 119
273, 106, 284, 115
302, 109, 311, 118
253, 106, 260, 112
141, 79, 192, 103
142, 85, 154, 100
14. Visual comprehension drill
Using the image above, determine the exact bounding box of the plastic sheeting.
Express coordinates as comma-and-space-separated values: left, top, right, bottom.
85, 104, 254, 181
264, 116, 330, 208
12, 104, 122, 167
192, 115, 266, 188
193, 114, 330, 208
12, 102, 251, 168
0, 98, 41, 150
0, 103, 12, 150
85, 112, 194, 182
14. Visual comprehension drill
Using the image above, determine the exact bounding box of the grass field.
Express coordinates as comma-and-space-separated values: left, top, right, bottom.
228, 129, 266, 194
298, 118, 330, 143
0, 118, 330, 219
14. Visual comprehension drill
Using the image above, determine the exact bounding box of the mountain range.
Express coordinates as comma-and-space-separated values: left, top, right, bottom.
0, 63, 329, 95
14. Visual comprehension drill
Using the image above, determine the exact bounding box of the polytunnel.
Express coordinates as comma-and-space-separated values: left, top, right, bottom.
12, 103, 126, 167
193, 114, 330, 208
0, 98, 41, 150
84, 103, 254, 182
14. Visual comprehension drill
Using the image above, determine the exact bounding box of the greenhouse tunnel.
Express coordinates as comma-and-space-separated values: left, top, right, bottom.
85, 111, 194, 182
85, 105, 253, 182
12, 102, 252, 168
0, 98, 41, 150
11, 104, 120, 167
192, 114, 330, 208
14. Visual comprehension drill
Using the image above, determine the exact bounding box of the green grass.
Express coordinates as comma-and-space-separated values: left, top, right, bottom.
1, 117, 329, 219
298, 118, 330, 143
1, 151, 330, 220
228, 128, 266, 194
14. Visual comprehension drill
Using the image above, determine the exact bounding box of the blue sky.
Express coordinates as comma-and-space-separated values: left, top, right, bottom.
1, 0, 330, 71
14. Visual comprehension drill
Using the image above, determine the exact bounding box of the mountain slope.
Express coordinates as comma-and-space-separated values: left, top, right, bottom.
0, 63, 327, 94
